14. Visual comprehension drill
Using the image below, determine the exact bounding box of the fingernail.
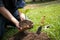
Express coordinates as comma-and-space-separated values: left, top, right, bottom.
20, 27, 22, 30
27, 25, 29, 28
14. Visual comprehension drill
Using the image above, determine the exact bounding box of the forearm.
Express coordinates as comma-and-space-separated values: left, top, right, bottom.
0, 7, 19, 25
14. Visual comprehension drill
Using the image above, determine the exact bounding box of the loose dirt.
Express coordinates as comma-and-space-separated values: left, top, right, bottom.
8, 20, 50, 40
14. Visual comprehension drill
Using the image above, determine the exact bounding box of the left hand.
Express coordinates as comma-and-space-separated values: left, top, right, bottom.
20, 13, 26, 21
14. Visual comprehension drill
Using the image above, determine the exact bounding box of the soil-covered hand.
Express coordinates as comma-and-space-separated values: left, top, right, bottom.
19, 20, 33, 32
15, 21, 22, 31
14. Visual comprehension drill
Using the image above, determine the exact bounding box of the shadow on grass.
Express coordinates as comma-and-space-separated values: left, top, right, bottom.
26, 0, 56, 4
25, 0, 60, 8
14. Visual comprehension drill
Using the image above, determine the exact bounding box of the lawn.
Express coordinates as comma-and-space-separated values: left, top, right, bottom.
2, 1, 60, 40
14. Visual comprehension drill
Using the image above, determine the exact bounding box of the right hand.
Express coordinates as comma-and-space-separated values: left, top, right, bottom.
20, 13, 26, 21
15, 21, 22, 31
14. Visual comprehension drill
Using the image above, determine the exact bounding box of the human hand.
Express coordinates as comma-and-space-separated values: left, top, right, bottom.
15, 21, 22, 31
20, 13, 26, 21
15, 20, 33, 32
19, 20, 33, 31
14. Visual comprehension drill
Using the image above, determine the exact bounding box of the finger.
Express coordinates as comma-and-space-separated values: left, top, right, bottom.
18, 27, 22, 31
26, 25, 29, 28
20, 27, 22, 30
21, 18, 24, 21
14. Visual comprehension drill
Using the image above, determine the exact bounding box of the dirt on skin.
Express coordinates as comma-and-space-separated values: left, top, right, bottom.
19, 20, 33, 32
8, 20, 50, 40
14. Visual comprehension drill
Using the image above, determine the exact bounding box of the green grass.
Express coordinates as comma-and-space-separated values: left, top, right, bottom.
26, 3, 60, 40
3, 2, 60, 40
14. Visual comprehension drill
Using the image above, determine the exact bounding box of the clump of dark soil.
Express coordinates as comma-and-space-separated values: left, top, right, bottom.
8, 32, 50, 40
8, 20, 50, 40
19, 20, 33, 32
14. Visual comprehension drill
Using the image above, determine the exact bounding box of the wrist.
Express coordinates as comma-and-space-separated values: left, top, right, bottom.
11, 17, 19, 25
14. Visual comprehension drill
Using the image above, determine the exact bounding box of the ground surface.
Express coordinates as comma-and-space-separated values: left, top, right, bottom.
8, 32, 50, 40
